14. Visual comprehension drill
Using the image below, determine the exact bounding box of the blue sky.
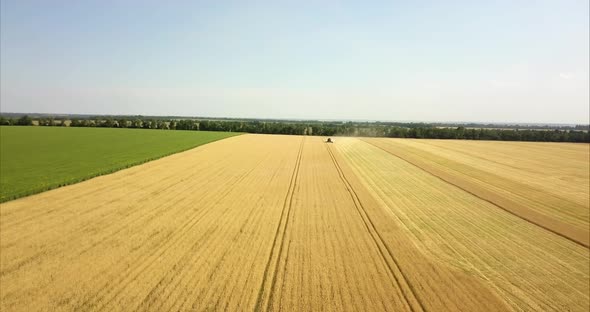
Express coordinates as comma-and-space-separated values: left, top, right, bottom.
1, 0, 588, 123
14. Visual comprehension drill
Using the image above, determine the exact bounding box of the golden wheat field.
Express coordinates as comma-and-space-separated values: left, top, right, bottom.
1, 135, 588, 311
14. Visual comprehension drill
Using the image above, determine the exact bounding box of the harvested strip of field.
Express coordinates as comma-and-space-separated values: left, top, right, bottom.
258, 138, 508, 311
412, 140, 589, 207
336, 138, 590, 311
0, 126, 240, 202
362, 138, 589, 247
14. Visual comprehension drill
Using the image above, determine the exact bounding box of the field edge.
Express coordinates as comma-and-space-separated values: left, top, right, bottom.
0, 131, 243, 203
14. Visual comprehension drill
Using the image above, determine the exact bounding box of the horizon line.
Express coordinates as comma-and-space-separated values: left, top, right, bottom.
1, 111, 588, 127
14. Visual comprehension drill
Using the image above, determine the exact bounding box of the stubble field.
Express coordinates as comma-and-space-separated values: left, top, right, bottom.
1, 133, 588, 311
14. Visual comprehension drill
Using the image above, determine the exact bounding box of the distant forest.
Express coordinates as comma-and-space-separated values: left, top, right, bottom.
1, 114, 589, 143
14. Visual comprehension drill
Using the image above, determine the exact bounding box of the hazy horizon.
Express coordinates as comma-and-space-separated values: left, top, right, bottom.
1, 110, 589, 127
1, 1, 589, 124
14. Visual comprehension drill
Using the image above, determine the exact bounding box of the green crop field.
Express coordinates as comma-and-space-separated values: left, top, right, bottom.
0, 126, 240, 202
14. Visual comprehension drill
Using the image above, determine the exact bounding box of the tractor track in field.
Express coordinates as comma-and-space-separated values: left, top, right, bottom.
361, 138, 589, 249
324, 144, 426, 312
254, 137, 305, 312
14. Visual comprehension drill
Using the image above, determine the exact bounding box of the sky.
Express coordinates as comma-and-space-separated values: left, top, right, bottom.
1, 0, 589, 124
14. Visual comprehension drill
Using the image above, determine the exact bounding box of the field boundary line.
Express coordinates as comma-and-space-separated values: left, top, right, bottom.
325, 144, 425, 312
254, 136, 305, 312
361, 138, 589, 249
0, 131, 243, 203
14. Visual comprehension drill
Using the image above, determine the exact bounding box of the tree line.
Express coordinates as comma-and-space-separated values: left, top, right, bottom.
1, 115, 588, 143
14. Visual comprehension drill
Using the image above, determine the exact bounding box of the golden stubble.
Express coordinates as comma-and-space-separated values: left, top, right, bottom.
336, 137, 589, 312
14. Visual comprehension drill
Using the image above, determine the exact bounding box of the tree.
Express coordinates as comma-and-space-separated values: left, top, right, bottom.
131, 119, 142, 128
102, 118, 115, 128
455, 126, 466, 139
117, 119, 128, 128
16, 115, 33, 126
141, 120, 151, 129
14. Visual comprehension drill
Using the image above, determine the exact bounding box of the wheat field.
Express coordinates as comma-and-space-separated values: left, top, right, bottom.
1, 135, 588, 311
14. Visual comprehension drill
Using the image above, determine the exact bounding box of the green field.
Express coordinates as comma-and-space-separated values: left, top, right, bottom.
0, 126, 240, 202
